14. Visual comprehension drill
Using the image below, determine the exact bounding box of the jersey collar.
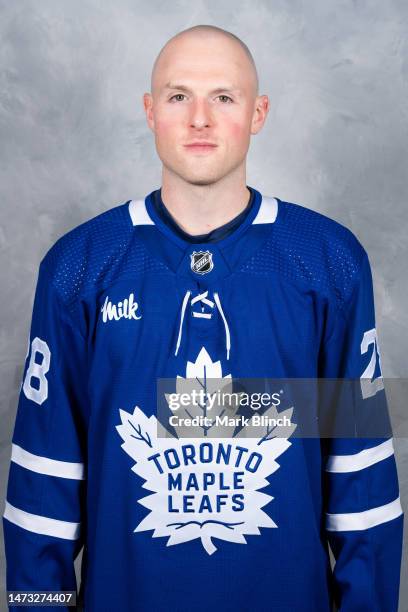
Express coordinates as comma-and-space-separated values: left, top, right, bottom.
129, 186, 278, 250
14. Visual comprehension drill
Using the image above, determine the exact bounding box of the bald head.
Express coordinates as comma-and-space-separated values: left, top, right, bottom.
150, 25, 259, 98
143, 24, 270, 192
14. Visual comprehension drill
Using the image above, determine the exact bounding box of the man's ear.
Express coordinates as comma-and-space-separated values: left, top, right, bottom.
251, 94, 270, 135
143, 93, 155, 132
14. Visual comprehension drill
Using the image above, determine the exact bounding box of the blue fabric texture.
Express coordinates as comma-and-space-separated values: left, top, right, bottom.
2, 187, 404, 611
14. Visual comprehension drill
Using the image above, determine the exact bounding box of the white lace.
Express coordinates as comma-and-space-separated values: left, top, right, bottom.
174, 289, 231, 360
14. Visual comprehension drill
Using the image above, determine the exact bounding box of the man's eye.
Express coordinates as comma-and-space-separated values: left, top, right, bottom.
218, 95, 233, 103
169, 94, 186, 102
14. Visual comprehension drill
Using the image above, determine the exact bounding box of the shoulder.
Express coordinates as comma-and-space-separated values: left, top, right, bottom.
39, 200, 134, 303
277, 198, 366, 256
257, 196, 368, 307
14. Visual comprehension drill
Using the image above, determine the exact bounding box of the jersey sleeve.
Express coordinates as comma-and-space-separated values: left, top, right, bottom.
319, 248, 404, 611
2, 258, 88, 611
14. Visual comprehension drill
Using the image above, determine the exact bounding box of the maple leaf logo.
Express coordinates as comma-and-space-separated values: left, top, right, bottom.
164, 346, 239, 438
116, 347, 297, 555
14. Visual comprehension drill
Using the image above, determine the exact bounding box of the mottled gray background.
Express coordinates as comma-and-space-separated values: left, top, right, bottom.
1, 0, 407, 610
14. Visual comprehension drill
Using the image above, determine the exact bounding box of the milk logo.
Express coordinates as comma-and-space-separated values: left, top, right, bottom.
116, 347, 297, 555
101, 292, 142, 322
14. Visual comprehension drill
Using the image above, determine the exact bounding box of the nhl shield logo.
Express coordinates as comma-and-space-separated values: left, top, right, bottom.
190, 250, 214, 275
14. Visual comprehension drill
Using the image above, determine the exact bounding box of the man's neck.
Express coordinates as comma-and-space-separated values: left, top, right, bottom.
160, 174, 251, 236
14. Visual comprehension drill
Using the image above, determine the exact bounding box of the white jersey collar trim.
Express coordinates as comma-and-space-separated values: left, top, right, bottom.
129, 194, 278, 227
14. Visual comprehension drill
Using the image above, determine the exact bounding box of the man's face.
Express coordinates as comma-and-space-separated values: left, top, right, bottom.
144, 34, 268, 186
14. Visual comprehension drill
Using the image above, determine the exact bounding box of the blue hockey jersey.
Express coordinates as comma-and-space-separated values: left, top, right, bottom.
3, 187, 404, 611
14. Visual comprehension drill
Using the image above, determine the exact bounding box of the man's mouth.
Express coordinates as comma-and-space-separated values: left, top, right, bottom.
184, 143, 218, 153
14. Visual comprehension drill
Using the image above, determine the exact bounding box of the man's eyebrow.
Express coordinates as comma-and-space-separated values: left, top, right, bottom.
163, 82, 242, 94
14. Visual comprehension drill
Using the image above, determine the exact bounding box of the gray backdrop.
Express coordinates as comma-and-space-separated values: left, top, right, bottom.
1, 0, 407, 610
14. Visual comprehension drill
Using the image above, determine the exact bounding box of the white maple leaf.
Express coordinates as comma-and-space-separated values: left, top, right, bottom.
116, 347, 297, 555
165, 347, 244, 438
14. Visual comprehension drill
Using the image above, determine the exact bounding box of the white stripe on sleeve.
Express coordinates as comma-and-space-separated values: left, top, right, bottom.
11, 443, 85, 480
325, 438, 394, 473
325, 496, 403, 531
3, 500, 81, 540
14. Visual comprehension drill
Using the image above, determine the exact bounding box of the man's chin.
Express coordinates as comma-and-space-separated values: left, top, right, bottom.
183, 175, 220, 187
162, 160, 225, 186
175, 168, 222, 187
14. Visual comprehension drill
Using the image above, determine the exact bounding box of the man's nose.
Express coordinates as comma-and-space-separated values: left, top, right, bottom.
189, 98, 212, 128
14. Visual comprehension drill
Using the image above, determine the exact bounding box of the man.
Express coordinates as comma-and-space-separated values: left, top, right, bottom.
2, 24, 404, 611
